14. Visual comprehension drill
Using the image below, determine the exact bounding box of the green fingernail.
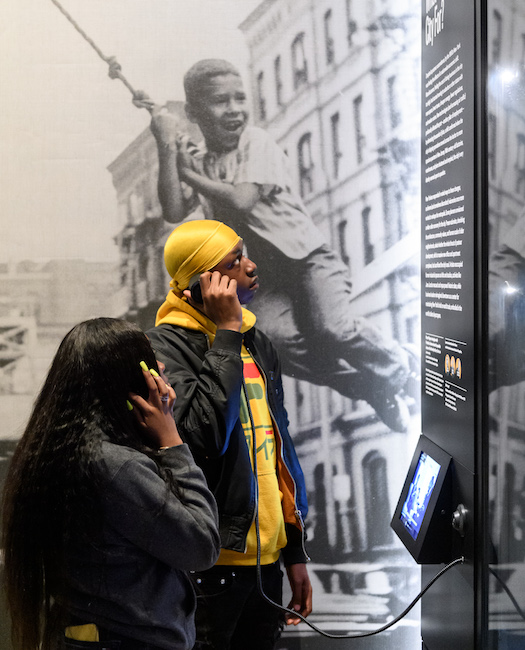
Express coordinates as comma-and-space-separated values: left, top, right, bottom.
126, 400, 133, 411
140, 361, 149, 371
150, 369, 159, 377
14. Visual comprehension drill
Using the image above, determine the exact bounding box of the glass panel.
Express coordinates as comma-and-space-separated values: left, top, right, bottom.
487, 0, 525, 646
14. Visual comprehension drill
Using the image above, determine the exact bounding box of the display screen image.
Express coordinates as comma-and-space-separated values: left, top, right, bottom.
400, 452, 441, 540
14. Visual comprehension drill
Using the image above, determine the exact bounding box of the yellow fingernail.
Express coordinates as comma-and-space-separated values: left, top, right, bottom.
126, 400, 134, 411
150, 369, 159, 377
140, 361, 149, 371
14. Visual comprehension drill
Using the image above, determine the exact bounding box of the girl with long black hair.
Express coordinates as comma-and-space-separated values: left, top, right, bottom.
2, 317, 220, 650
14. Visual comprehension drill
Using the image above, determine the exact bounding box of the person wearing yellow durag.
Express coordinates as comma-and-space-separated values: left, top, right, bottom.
146, 220, 312, 650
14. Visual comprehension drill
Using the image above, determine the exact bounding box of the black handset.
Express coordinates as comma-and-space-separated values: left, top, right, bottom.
190, 280, 203, 304
188, 274, 203, 304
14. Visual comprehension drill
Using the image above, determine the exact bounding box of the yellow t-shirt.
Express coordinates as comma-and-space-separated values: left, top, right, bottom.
65, 624, 99, 641
216, 346, 287, 565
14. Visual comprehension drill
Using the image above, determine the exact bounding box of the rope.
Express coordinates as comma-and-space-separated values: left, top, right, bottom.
49, 0, 152, 111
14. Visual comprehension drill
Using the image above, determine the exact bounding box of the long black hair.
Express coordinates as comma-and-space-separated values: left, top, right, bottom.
2, 318, 160, 650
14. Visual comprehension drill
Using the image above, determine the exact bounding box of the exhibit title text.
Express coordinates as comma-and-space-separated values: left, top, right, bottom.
426, 0, 445, 47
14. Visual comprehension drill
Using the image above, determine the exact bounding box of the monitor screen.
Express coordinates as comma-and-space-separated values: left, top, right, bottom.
400, 452, 441, 540
390, 435, 453, 564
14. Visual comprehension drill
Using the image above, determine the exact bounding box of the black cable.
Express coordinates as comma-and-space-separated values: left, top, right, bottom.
243, 378, 465, 638
258, 542, 464, 638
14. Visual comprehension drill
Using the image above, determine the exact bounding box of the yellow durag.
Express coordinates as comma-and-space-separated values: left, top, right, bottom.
155, 220, 256, 340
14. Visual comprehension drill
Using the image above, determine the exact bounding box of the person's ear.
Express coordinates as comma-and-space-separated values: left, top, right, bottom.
185, 102, 199, 124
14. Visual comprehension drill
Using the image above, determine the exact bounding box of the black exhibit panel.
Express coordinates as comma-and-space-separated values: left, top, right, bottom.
420, 0, 481, 648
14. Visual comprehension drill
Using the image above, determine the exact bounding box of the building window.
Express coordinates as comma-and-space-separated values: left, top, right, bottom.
387, 75, 401, 129
274, 55, 283, 106
256, 71, 266, 121
155, 245, 165, 297
330, 112, 342, 179
394, 189, 408, 241
405, 314, 418, 345
295, 380, 320, 426
292, 32, 308, 90
346, 0, 357, 46
363, 451, 392, 547
130, 268, 137, 309
324, 9, 335, 65
298, 132, 314, 197
488, 113, 497, 180
337, 219, 350, 267
353, 94, 365, 164
141, 179, 153, 216
516, 133, 525, 198
138, 250, 149, 279
362, 206, 374, 265
127, 191, 143, 225
492, 10, 502, 65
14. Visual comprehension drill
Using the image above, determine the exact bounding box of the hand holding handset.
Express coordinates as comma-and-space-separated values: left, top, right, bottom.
184, 271, 242, 332
128, 361, 183, 450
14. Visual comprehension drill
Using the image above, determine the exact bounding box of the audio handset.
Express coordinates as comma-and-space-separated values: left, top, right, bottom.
188, 274, 203, 304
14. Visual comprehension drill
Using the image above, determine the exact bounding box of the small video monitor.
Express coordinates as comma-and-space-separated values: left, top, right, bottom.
391, 435, 453, 564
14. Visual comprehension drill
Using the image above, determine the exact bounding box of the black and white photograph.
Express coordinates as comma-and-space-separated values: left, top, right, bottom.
0, 1, 422, 648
